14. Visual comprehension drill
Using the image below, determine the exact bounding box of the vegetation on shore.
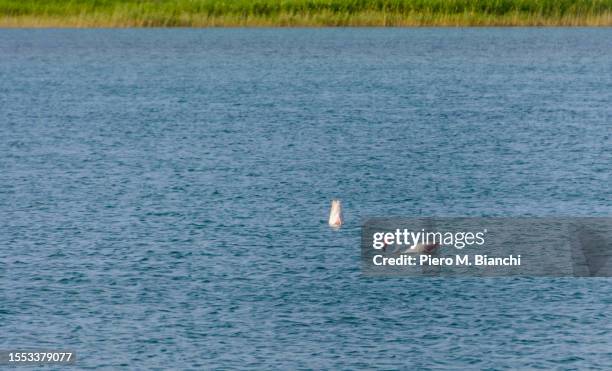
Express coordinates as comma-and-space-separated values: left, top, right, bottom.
1, 0, 611, 27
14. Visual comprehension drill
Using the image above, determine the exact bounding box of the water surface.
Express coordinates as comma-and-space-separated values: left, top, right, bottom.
1, 29, 611, 369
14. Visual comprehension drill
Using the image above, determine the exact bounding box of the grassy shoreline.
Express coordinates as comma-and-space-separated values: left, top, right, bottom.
1, 0, 611, 27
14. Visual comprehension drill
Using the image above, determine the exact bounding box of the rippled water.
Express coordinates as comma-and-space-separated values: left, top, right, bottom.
1, 29, 611, 369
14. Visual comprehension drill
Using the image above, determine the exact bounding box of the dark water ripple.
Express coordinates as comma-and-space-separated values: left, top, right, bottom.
1, 29, 611, 369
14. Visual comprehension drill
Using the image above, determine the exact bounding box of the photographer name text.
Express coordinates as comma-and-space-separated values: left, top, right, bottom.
373, 254, 521, 267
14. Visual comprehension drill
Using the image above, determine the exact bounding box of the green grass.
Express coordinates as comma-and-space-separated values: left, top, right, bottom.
1, 0, 611, 27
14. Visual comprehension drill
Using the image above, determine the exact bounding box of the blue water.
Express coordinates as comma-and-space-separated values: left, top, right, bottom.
1, 29, 611, 369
